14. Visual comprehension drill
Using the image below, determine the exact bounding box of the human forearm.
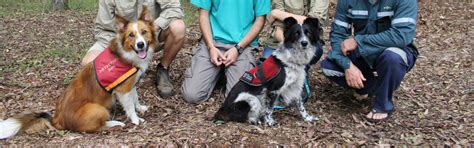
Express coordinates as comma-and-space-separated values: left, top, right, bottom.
237, 16, 266, 48
198, 9, 215, 49
270, 9, 307, 24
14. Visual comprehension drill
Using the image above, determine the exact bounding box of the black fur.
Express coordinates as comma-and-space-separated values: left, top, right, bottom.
36, 112, 52, 121
214, 59, 286, 122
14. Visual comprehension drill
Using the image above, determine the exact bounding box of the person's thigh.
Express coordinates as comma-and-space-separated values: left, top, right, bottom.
224, 47, 257, 95
181, 41, 222, 103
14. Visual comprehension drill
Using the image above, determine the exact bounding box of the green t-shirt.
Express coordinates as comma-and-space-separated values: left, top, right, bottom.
191, 0, 271, 46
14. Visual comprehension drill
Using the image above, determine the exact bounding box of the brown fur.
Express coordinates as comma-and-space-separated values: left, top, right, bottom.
15, 112, 54, 134
4, 6, 156, 136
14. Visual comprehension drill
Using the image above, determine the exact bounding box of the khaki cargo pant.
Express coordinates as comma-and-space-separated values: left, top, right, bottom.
181, 40, 257, 104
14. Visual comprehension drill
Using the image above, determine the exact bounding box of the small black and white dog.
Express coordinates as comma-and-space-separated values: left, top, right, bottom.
213, 17, 323, 126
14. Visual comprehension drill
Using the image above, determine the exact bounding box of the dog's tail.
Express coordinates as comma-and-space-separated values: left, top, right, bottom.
0, 112, 54, 139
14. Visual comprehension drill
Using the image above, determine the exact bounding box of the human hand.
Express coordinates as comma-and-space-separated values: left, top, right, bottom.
222, 47, 239, 67
344, 63, 366, 89
209, 47, 225, 66
341, 37, 358, 56
295, 15, 307, 24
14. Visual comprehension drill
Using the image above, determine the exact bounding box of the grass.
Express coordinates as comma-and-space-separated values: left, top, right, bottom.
0, 0, 197, 24
181, 0, 198, 26
0, 0, 98, 17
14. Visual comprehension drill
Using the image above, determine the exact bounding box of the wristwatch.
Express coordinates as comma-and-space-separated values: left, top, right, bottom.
234, 44, 245, 54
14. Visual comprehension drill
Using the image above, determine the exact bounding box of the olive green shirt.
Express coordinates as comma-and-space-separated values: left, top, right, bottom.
94, 0, 184, 48
272, 0, 329, 27
265, 0, 329, 48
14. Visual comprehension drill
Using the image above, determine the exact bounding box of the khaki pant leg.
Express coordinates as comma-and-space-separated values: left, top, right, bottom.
224, 47, 257, 95
181, 41, 222, 104
87, 39, 108, 53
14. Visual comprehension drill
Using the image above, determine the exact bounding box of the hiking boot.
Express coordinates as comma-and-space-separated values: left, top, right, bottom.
156, 64, 174, 97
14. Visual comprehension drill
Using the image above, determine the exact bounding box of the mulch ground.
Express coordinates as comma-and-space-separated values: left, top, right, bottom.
0, 2, 472, 146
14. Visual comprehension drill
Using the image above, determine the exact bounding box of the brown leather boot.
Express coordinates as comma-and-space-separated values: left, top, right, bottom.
156, 64, 174, 97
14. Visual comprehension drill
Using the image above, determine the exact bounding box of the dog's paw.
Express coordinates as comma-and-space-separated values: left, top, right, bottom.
249, 119, 261, 125
130, 116, 145, 125
266, 120, 277, 127
304, 115, 319, 122
263, 116, 277, 127
136, 105, 149, 113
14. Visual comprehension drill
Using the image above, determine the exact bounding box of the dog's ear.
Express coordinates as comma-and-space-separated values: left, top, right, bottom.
139, 5, 152, 23
303, 17, 320, 28
115, 15, 129, 33
303, 17, 323, 43
283, 17, 298, 30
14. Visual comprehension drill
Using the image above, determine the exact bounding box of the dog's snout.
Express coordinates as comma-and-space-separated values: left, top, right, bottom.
301, 41, 308, 47
137, 42, 145, 49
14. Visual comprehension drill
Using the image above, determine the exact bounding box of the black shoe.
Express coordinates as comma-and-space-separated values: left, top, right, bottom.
155, 64, 174, 97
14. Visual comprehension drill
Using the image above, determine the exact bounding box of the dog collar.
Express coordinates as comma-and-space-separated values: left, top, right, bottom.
93, 48, 138, 93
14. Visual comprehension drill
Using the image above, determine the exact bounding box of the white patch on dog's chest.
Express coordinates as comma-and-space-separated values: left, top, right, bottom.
274, 67, 306, 104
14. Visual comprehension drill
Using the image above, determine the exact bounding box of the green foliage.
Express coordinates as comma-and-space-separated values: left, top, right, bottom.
181, 0, 198, 26
68, 0, 98, 11
0, 0, 196, 24
0, 0, 50, 16
0, 0, 98, 17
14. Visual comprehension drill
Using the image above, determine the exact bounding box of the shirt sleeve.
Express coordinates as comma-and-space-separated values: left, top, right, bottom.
154, 0, 184, 30
308, 0, 329, 26
94, 0, 116, 44
354, 0, 418, 59
327, 0, 352, 69
191, 0, 211, 10
255, 0, 271, 16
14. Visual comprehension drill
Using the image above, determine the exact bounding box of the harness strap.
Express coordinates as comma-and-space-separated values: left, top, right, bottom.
256, 64, 268, 85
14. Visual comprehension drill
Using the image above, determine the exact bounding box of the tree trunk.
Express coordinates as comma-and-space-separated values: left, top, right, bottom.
52, 0, 68, 11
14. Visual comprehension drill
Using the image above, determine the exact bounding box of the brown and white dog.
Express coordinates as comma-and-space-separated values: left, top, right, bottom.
0, 7, 157, 139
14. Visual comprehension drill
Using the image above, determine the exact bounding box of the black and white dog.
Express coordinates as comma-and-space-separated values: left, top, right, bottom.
213, 17, 323, 126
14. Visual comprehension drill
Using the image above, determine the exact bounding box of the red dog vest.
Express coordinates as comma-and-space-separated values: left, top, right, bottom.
93, 48, 137, 92
240, 56, 282, 86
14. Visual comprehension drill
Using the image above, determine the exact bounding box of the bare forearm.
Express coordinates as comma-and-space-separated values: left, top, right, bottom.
238, 16, 266, 47
198, 9, 214, 49
270, 9, 307, 24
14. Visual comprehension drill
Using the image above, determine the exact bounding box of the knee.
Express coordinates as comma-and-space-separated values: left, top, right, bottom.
321, 59, 344, 77
81, 56, 92, 66
181, 89, 207, 104
81, 50, 101, 66
168, 19, 185, 41
379, 48, 407, 65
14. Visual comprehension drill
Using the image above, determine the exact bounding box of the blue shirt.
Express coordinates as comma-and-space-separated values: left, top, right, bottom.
191, 0, 271, 45
328, 0, 418, 69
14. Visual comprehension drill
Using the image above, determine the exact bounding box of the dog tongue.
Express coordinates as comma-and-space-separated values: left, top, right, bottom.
138, 50, 147, 59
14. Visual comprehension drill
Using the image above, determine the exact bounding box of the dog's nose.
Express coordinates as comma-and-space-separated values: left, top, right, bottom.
137, 42, 144, 49
301, 41, 308, 47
